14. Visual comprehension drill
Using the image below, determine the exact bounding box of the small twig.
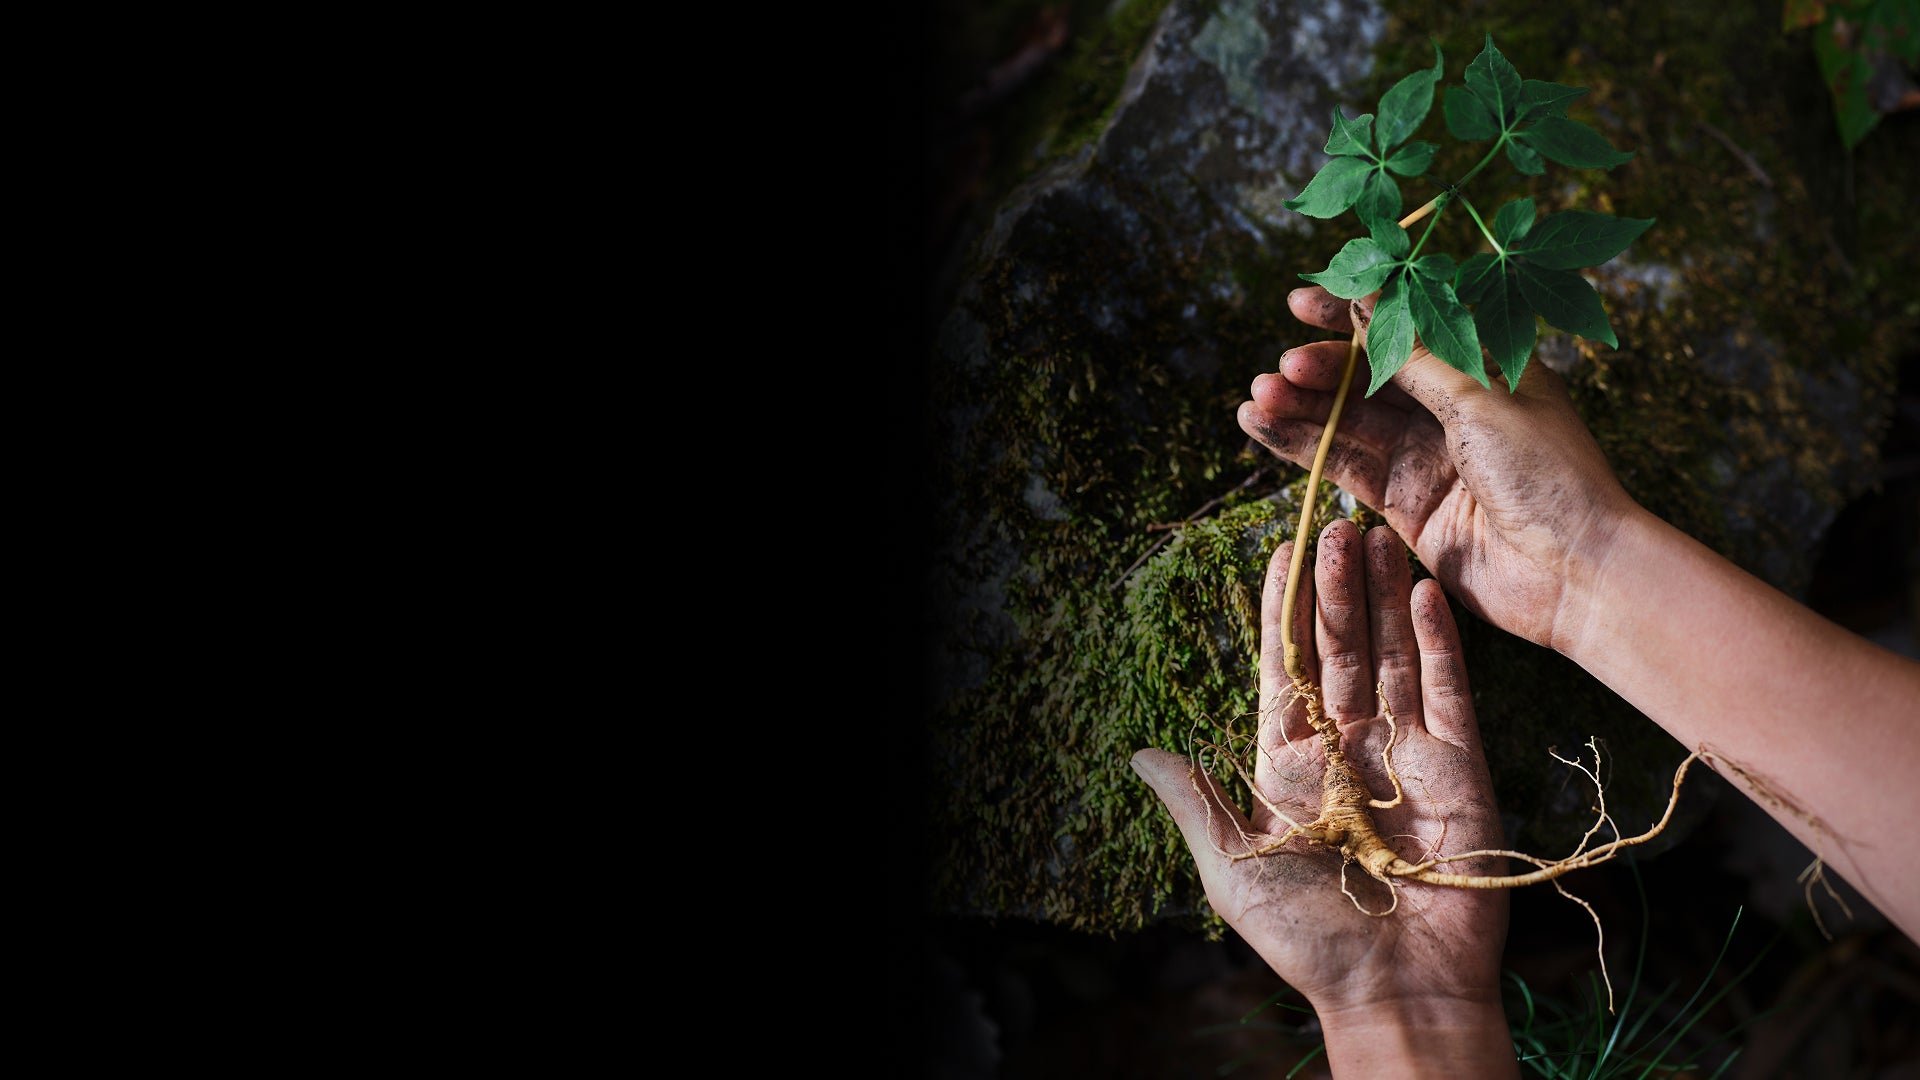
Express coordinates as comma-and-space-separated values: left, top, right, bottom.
1108, 464, 1275, 590
1695, 118, 1773, 189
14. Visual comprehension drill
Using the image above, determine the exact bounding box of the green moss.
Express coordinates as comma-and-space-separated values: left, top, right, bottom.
956, 0, 1178, 227
934, 493, 1313, 935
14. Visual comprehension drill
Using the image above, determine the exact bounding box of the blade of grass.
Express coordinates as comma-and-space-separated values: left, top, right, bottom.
1633, 907, 1747, 1079
1588, 859, 1653, 1079
1284, 1043, 1327, 1079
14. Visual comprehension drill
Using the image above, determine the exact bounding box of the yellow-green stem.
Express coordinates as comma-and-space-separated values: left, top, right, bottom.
1280, 197, 1442, 680
1280, 331, 1363, 680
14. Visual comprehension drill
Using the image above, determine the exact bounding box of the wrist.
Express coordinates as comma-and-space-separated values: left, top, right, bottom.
1314, 993, 1518, 1078
1547, 499, 1656, 661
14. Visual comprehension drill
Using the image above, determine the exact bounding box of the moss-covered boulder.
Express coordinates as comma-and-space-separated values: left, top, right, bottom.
924, 0, 1916, 936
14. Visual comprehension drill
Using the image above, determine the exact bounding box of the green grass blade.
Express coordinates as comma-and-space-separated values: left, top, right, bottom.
1634, 907, 1745, 1079
1507, 969, 1539, 1033
1588, 859, 1654, 1079
1284, 1043, 1327, 1078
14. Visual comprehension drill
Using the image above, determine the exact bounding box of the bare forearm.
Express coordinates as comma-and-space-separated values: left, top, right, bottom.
1317, 996, 1519, 1078
1560, 506, 1920, 938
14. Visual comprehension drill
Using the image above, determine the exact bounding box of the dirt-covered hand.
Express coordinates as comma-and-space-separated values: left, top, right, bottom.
1236, 285, 1639, 650
1133, 520, 1509, 1020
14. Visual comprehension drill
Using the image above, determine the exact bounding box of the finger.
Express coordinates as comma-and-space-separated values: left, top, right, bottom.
1278, 340, 1355, 392
1313, 518, 1374, 724
1410, 578, 1481, 752
1258, 542, 1317, 763
1387, 347, 1489, 424
1239, 398, 1396, 509
1511, 346, 1576, 404
1287, 286, 1353, 334
1131, 749, 1263, 868
1249, 357, 1424, 436
1363, 525, 1422, 728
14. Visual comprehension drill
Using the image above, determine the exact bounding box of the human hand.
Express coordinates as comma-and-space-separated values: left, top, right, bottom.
1236, 285, 1641, 651
1133, 520, 1516, 1075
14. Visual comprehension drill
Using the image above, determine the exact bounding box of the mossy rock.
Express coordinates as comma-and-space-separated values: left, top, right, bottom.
924, 0, 1916, 936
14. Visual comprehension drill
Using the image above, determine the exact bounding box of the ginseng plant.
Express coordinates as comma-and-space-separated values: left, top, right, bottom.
1197, 34, 1711, 1009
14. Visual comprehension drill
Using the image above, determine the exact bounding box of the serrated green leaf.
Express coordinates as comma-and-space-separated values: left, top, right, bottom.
1517, 79, 1588, 122
1283, 155, 1371, 217
1407, 271, 1488, 385
1367, 217, 1411, 258
1375, 41, 1444, 154
1516, 263, 1618, 347
1324, 109, 1377, 158
1464, 33, 1522, 126
1301, 235, 1401, 299
1519, 116, 1634, 168
1505, 137, 1544, 174
1354, 167, 1403, 224
1513, 210, 1654, 269
1363, 274, 1415, 396
1454, 251, 1505, 303
1385, 140, 1436, 177
1444, 85, 1501, 140
1471, 269, 1537, 391
1492, 197, 1536, 246
1412, 252, 1456, 280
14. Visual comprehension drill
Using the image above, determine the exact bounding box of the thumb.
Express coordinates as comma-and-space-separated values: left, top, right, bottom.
1345, 292, 1487, 412
1131, 748, 1254, 864
1391, 345, 1491, 416
1350, 291, 1378, 333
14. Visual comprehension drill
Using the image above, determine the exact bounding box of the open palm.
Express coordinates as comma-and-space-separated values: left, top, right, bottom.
1136, 520, 1510, 1015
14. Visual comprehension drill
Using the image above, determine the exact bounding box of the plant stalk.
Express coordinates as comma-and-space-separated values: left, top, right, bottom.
1280, 196, 1444, 680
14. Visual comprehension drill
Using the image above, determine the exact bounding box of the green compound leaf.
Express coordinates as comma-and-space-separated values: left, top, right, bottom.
1454, 251, 1505, 303
1517, 116, 1634, 169
1363, 274, 1416, 396
1324, 109, 1377, 158
1444, 85, 1501, 140
1355, 167, 1403, 223
1287, 34, 1648, 401
1407, 271, 1488, 386
1375, 41, 1444, 154
1367, 216, 1411, 258
1518, 79, 1588, 122
1517, 263, 1618, 347
1301, 234, 1403, 299
1504, 137, 1544, 175
1457, 256, 1535, 390
1512, 210, 1653, 269
1463, 34, 1523, 126
1284, 155, 1372, 217
1491, 196, 1536, 245
1385, 140, 1437, 176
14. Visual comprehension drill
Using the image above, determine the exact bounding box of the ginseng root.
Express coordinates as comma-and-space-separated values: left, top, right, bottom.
1190, 675, 1702, 1011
